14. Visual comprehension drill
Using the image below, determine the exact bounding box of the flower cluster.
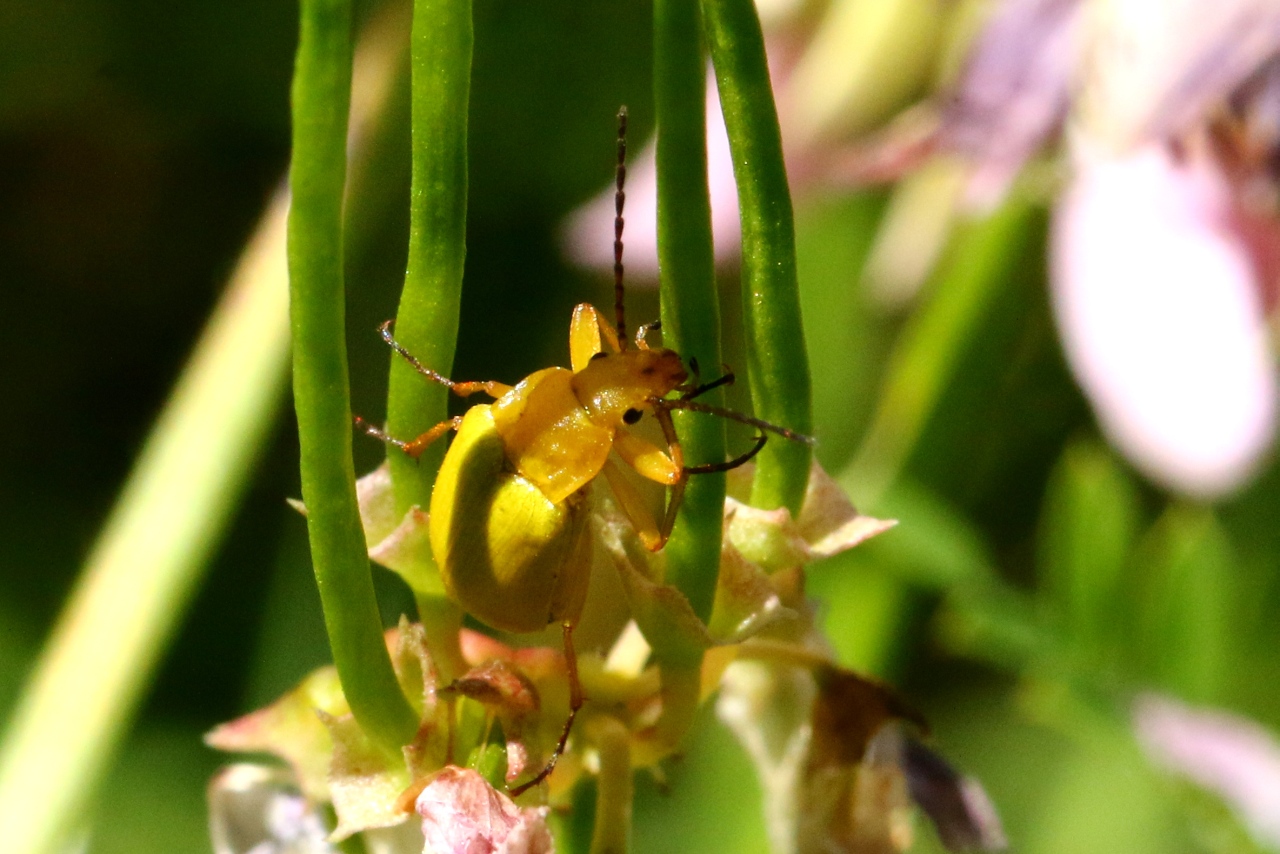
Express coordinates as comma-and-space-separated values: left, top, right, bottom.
207, 462, 1002, 853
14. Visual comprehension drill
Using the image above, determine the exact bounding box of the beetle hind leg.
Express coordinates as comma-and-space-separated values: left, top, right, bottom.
509, 623, 585, 797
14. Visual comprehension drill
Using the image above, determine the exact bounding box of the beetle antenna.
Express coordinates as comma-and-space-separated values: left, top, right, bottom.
655, 398, 817, 446
614, 105, 629, 350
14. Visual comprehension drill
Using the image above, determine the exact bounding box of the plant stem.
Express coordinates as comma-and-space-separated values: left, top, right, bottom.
384, 0, 473, 674
703, 0, 812, 516
289, 0, 417, 751
587, 716, 634, 854
0, 190, 292, 854
385, 0, 473, 517
655, 0, 724, 626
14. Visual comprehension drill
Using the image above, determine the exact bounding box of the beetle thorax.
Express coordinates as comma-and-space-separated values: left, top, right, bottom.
571, 348, 688, 424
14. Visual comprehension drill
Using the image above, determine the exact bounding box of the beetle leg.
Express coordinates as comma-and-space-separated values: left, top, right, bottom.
678, 369, 735, 400
656, 397, 816, 446
634, 319, 661, 350
684, 433, 767, 474
400, 416, 466, 458
380, 321, 511, 398
651, 404, 686, 473
569, 303, 622, 371
612, 428, 682, 485
610, 409, 692, 550
446, 379, 513, 397
657, 476, 687, 548
600, 459, 666, 551
355, 414, 462, 459
509, 622, 584, 797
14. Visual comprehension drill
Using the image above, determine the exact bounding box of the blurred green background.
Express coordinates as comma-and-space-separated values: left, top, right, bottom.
3, 0, 1279, 852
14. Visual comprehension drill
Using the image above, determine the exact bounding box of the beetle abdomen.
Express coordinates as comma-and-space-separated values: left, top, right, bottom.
430, 405, 592, 633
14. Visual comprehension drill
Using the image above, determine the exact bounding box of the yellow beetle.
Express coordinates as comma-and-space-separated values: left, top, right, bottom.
367, 303, 759, 793
373, 299, 793, 638
424, 305, 693, 632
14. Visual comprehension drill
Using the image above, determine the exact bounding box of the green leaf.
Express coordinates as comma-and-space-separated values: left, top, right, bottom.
1037, 438, 1141, 673
1133, 505, 1236, 703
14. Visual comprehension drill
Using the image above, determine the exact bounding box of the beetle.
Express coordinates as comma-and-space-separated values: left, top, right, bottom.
367, 302, 780, 794
360, 107, 811, 793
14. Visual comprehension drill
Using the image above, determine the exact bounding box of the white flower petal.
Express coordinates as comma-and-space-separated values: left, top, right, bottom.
1052, 143, 1277, 497
1078, 0, 1280, 150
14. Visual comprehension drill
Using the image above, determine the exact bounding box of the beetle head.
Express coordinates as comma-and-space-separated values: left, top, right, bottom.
572, 347, 688, 423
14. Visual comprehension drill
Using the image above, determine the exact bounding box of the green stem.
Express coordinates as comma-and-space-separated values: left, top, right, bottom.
655, 0, 724, 626
0, 192, 292, 854
386, 0, 472, 516
289, 0, 417, 751
587, 716, 634, 854
385, 0, 473, 678
703, 0, 812, 516
415, 591, 466, 684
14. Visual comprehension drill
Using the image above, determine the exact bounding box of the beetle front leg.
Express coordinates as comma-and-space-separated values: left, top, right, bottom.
600, 458, 673, 551
610, 418, 689, 550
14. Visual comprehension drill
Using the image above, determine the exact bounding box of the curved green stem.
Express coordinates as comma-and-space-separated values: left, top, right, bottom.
385, 0, 473, 516
384, 0, 473, 676
703, 0, 812, 516
656, 0, 724, 626
289, 0, 417, 751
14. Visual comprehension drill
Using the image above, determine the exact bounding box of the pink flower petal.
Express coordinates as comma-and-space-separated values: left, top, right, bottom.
415, 767, 552, 854
941, 0, 1080, 208
1051, 142, 1277, 497
1077, 0, 1280, 151
1134, 693, 1280, 848
561, 72, 741, 280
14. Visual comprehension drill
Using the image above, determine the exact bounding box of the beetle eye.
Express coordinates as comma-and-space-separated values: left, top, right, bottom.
590, 351, 609, 362
623, 408, 642, 425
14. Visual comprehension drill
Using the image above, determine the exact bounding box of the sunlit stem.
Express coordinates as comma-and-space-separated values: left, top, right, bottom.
0, 192, 291, 854
289, 0, 418, 751
415, 592, 466, 684
655, 0, 725, 629
386, 0, 472, 516
703, 0, 812, 516
382, 0, 473, 667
